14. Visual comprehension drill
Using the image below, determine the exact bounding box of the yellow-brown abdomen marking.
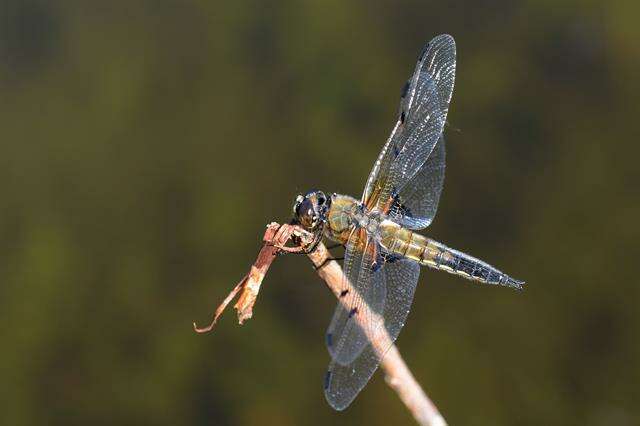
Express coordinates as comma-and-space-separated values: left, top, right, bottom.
379, 220, 429, 262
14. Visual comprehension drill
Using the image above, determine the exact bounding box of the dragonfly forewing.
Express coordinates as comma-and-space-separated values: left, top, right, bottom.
363, 34, 455, 227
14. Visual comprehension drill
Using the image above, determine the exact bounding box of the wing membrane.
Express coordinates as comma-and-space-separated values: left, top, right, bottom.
389, 135, 445, 229
324, 255, 421, 410
363, 34, 455, 228
326, 228, 386, 365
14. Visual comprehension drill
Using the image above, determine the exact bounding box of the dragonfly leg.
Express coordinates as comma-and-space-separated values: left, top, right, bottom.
271, 223, 324, 254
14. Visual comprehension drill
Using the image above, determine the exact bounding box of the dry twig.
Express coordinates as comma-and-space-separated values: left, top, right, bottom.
194, 222, 446, 426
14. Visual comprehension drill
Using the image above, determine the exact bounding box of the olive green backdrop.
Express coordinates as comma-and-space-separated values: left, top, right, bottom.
1, 1, 638, 425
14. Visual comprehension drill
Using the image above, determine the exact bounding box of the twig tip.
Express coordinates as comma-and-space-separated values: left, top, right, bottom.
193, 321, 215, 334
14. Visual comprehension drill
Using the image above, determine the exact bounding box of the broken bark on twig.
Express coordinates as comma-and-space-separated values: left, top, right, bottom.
193, 222, 446, 426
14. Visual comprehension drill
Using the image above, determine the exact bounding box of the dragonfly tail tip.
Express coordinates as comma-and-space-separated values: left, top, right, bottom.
512, 279, 525, 291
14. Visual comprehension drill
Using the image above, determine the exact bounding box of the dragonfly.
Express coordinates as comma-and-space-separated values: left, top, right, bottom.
290, 34, 524, 410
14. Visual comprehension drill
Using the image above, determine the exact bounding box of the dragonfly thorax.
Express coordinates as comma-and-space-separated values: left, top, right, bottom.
353, 208, 383, 235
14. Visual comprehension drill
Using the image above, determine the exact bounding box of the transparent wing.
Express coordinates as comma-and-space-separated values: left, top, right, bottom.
362, 34, 455, 226
324, 255, 421, 410
388, 135, 445, 230
324, 34, 452, 409
326, 228, 386, 365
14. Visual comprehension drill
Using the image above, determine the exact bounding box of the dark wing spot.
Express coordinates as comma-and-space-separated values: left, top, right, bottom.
400, 80, 410, 98
393, 143, 400, 158
326, 333, 333, 347
324, 370, 332, 390
382, 252, 402, 264
391, 186, 399, 199
339, 289, 349, 297
348, 307, 358, 319
372, 258, 384, 273
400, 111, 406, 124
390, 186, 414, 219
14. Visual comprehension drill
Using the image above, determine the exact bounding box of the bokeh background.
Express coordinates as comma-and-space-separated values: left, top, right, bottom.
1, 1, 638, 425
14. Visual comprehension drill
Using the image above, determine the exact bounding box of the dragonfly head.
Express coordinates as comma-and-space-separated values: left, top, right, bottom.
292, 190, 330, 232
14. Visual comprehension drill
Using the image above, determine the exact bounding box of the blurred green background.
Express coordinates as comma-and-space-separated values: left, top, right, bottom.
1, 1, 638, 425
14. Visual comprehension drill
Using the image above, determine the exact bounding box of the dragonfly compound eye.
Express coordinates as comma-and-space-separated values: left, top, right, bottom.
292, 197, 316, 230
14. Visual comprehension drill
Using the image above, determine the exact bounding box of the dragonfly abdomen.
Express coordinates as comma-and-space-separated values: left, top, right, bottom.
422, 239, 523, 289
379, 221, 523, 289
